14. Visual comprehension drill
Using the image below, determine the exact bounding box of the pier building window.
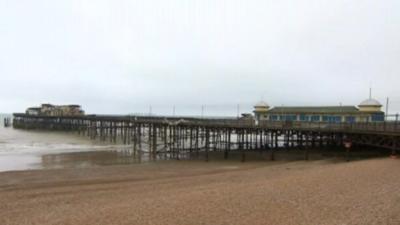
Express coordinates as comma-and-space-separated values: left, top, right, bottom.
300, 114, 310, 121
371, 114, 384, 122
280, 115, 297, 121
323, 116, 342, 123
270, 115, 278, 121
333, 116, 342, 123
311, 115, 320, 122
346, 116, 356, 123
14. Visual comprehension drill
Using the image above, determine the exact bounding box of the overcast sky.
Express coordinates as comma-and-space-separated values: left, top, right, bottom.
1, 0, 399, 116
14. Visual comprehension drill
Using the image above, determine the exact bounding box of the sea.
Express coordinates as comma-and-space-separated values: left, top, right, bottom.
0, 114, 139, 172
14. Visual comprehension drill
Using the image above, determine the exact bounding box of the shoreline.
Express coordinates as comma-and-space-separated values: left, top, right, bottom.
0, 146, 388, 173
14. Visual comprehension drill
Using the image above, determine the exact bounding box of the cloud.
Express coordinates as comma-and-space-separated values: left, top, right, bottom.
1, 0, 400, 115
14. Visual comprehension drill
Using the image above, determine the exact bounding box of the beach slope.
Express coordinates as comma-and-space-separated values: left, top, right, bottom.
0, 159, 399, 225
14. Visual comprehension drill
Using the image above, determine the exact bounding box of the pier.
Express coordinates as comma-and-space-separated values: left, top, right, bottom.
12, 113, 400, 161
3, 117, 11, 128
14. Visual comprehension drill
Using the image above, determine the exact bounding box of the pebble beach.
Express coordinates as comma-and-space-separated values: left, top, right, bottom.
0, 158, 399, 225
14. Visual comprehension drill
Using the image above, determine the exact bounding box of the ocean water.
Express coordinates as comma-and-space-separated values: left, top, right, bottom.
0, 114, 138, 172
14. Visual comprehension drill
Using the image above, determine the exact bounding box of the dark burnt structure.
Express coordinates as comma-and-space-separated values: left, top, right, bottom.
12, 113, 400, 161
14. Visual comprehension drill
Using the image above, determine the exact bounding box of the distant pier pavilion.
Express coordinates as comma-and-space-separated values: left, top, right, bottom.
26, 103, 84, 117
253, 97, 384, 124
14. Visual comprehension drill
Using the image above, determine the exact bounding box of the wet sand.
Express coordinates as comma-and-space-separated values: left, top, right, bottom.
0, 158, 399, 225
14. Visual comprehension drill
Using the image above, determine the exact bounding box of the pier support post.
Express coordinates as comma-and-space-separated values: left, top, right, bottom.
205, 128, 210, 162
304, 133, 309, 161
152, 125, 157, 159
241, 131, 246, 162
133, 124, 137, 157
344, 140, 352, 162
224, 129, 231, 160
195, 127, 200, 158
391, 138, 398, 158
270, 132, 277, 161
189, 128, 193, 155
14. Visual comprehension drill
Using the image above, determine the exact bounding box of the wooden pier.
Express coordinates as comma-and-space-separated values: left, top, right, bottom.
3, 117, 11, 128
12, 113, 400, 161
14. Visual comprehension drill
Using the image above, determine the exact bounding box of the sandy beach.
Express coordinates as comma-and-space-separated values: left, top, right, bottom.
0, 158, 399, 225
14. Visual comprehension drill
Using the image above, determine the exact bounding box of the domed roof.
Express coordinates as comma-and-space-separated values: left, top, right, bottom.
359, 98, 382, 107
254, 101, 269, 108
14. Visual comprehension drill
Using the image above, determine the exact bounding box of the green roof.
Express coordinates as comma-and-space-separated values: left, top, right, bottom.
267, 106, 360, 114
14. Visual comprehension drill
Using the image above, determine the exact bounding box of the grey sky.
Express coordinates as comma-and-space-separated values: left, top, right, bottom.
1, 0, 399, 116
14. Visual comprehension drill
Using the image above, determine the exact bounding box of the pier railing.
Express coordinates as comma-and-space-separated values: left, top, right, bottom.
12, 113, 400, 135
182, 119, 400, 134
257, 121, 400, 134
